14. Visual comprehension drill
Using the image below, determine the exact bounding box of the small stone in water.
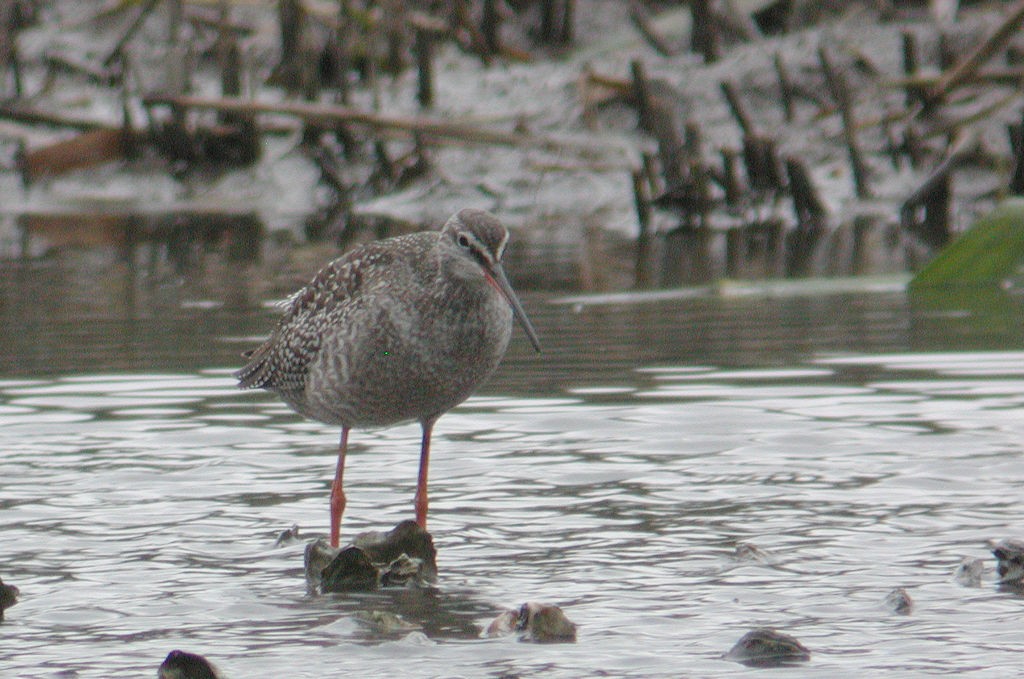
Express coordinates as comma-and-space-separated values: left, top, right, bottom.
734, 541, 770, 562
954, 556, 985, 587
0, 576, 18, 621
353, 610, 422, 634
485, 602, 577, 643
884, 587, 913, 615
991, 539, 1024, 584
724, 628, 810, 667
273, 523, 301, 547
158, 650, 220, 679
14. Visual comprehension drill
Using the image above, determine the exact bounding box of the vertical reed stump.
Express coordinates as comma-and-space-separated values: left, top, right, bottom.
632, 168, 654, 288
691, 0, 719, 63
1008, 111, 1024, 194
784, 157, 826, 276
818, 45, 871, 199
415, 24, 435, 108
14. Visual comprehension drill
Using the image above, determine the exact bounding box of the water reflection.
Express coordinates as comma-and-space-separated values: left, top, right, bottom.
16, 210, 261, 270
4, 249, 1024, 676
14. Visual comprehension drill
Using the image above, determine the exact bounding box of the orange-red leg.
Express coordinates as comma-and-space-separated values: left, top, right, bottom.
414, 419, 436, 529
329, 426, 349, 548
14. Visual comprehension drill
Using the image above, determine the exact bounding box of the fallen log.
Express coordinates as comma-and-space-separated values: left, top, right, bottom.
141, 94, 629, 160
0, 103, 114, 132
20, 127, 132, 182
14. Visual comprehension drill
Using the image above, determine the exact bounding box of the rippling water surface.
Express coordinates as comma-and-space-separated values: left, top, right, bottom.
3, 256, 1024, 677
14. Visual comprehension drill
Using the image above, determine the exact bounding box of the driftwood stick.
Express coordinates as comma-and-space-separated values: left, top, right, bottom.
629, 2, 675, 57
720, 80, 755, 136
0, 103, 113, 131
314, 143, 347, 194
902, 131, 977, 209
818, 45, 871, 199
103, 0, 162, 67
582, 70, 632, 103
773, 52, 795, 123
888, 68, 1024, 89
924, 0, 1024, 107
44, 51, 116, 86
900, 131, 976, 247
186, 6, 254, 37
918, 89, 1019, 140
717, 0, 761, 41
141, 94, 623, 157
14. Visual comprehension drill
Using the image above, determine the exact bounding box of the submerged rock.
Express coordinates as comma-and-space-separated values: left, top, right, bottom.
273, 523, 302, 547
733, 541, 771, 563
0, 576, 18, 621
353, 610, 422, 635
485, 602, 577, 643
305, 520, 437, 593
158, 650, 221, 679
724, 628, 810, 667
991, 539, 1024, 585
954, 556, 986, 587
884, 587, 913, 615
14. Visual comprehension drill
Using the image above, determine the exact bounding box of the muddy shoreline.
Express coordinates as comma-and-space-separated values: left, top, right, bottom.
1, 1, 1022, 290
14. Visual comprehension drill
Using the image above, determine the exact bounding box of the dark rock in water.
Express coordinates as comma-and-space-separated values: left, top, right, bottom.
725, 628, 810, 667
0, 576, 19, 621
321, 546, 380, 592
884, 587, 913, 615
158, 650, 220, 679
991, 538, 1024, 584
485, 602, 577, 643
305, 520, 438, 593
353, 520, 439, 581
954, 557, 985, 587
273, 523, 302, 547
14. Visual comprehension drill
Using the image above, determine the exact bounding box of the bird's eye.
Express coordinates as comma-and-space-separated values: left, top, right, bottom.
457, 234, 470, 248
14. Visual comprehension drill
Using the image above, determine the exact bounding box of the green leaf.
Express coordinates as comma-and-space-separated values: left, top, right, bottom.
910, 199, 1024, 289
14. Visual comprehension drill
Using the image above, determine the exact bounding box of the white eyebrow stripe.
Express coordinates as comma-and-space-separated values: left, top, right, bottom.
495, 232, 508, 260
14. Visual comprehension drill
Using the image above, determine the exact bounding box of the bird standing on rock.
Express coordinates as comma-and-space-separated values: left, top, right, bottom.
236, 209, 541, 547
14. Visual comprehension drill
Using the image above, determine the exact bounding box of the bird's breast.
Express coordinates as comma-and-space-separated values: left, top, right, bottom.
301, 274, 513, 428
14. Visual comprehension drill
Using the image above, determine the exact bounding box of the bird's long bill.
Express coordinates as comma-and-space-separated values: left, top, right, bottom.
489, 264, 542, 353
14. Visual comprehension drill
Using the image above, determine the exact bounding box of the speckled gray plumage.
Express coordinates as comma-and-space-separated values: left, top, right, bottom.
236, 209, 518, 428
